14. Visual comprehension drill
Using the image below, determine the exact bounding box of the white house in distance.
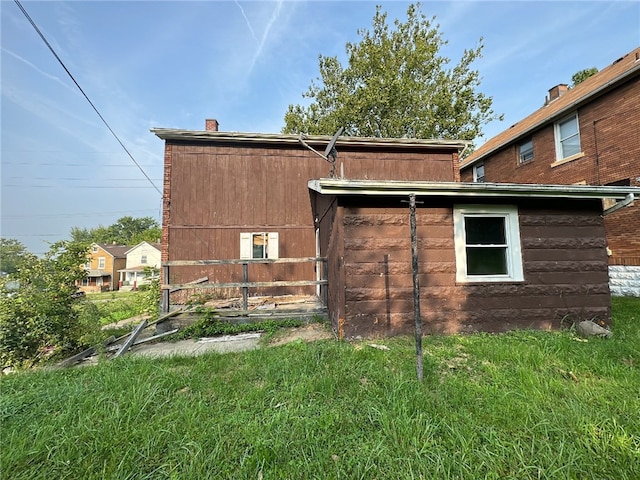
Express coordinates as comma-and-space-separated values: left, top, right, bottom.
118, 241, 161, 291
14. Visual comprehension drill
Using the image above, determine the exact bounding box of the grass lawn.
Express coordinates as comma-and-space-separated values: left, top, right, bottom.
1, 298, 639, 479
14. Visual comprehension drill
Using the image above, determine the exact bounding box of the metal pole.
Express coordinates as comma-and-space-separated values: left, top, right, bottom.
409, 194, 423, 381
242, 262, 249, 310
162, 265, 169, 313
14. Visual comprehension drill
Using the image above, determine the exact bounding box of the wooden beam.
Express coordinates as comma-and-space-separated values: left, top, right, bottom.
162, 279, 328, 290
113, 319, 148, 358
163, 257, 325, 267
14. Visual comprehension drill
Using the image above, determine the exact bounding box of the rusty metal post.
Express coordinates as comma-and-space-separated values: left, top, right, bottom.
162, 265, 169, 313
242, 262, 248, 310
409, 194, 423, 381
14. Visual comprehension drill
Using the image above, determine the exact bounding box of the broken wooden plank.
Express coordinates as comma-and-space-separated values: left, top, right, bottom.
113, 319, 148, 358
132, 329, 179, 346
57, 335, 116, 367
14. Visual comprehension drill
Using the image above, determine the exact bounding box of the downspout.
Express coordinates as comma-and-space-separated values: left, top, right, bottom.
602, 193, 635, 216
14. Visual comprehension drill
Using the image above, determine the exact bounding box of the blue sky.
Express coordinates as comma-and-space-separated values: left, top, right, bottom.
2, 0, 639, 255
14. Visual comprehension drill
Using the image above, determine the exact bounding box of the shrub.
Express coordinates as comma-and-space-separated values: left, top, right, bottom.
0, 241, 101, 367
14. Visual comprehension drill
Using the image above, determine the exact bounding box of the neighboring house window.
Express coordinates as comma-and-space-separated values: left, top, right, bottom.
554, 113, 581, 160
453, 205, 524, 283
98, 257, 106, 269
141, 255, 148, 264
84, 261, 90, 269
518, 138, 534, 164
92, 245, 98, 253
473, 163, 485, 183
240, 232, 279, 259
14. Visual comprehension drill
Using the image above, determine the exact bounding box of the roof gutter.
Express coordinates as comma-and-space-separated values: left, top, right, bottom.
308, 178, 640, 202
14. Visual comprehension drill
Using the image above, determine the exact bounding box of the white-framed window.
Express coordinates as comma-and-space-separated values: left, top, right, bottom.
98, 257, 106, 269
240, 232, 279, 259
554, 113, 581, 160
92, 245, 98, 253
518, 138, 534, 164
141, 255, 148, 264
453, 205, 524, 283
473, 162, 485, 183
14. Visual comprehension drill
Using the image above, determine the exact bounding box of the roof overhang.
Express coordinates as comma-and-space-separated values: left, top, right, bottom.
308, 178, 640, 202
150, 128, 469, 152
86, 270, 109, 277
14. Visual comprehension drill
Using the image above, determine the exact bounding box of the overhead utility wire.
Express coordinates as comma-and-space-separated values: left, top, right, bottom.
15, 1, 216, 257
14, 0, 162, 197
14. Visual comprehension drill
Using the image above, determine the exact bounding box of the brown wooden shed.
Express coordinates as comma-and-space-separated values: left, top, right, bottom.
152, 124, 467, 307
309, 179, 640, 339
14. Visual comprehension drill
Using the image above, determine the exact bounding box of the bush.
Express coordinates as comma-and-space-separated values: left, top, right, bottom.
0, 241, 101, 367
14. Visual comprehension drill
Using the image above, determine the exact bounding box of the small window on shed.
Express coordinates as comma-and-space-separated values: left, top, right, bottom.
240, 232, 279, 259
518, 138, 534, 164
453, 205, 524, 283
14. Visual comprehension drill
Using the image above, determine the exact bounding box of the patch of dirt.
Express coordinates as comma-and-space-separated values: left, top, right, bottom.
268, 323, 334, 346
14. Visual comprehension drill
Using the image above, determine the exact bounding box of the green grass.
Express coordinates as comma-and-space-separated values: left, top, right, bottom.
1, 297, 639, 479
87, 291, 147, 325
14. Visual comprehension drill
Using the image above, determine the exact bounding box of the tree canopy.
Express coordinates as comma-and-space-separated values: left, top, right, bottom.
0, 238, 29, 274
282, 3, 501, 146
571, 67, 598, 87
70, 216, 161, 246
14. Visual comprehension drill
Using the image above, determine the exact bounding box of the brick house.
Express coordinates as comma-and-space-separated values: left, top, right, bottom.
460, 47, 640, 296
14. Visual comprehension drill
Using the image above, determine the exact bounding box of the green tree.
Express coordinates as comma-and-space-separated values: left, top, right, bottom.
282, 3, 501, 146
571, 67, 598, 87
0, 240, 100, 367
0, 238, 29, 274
70, 216, 160, 246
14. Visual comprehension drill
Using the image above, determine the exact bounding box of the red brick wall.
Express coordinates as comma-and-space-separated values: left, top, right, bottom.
462, 76, 640, 264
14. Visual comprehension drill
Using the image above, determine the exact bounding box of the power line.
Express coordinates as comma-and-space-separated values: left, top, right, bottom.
14, 0, 162, 197
3, 209, 159, 219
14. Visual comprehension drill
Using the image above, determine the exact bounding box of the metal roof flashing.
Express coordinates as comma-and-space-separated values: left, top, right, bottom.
150, 128, 469, 151
308, 179, 640, 203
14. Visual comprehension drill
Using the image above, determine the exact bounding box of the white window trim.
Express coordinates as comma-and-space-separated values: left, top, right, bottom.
453, 205, 524, 283
554, 113, 582, 162
240, 232, 279, 260
518, 138, 534, 164
98, 257, 106, 269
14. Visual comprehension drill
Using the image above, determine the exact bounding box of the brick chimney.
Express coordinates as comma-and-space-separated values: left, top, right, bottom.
205, 118, 219, 131
547, 84, 569, 103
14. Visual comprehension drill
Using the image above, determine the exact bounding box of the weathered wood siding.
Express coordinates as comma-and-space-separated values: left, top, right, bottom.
325, 197, 610, 338
163, 139, 459, 300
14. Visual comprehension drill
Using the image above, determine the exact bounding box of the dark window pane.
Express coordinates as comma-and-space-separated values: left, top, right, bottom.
465, 217, 505, 245
466, 247, 507, 275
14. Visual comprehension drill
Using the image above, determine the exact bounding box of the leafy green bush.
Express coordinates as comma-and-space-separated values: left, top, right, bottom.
0, 241, 101, 367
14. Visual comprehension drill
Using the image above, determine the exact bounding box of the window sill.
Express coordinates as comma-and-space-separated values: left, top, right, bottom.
551, 152, 585, 168
456, 278, 525, 284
